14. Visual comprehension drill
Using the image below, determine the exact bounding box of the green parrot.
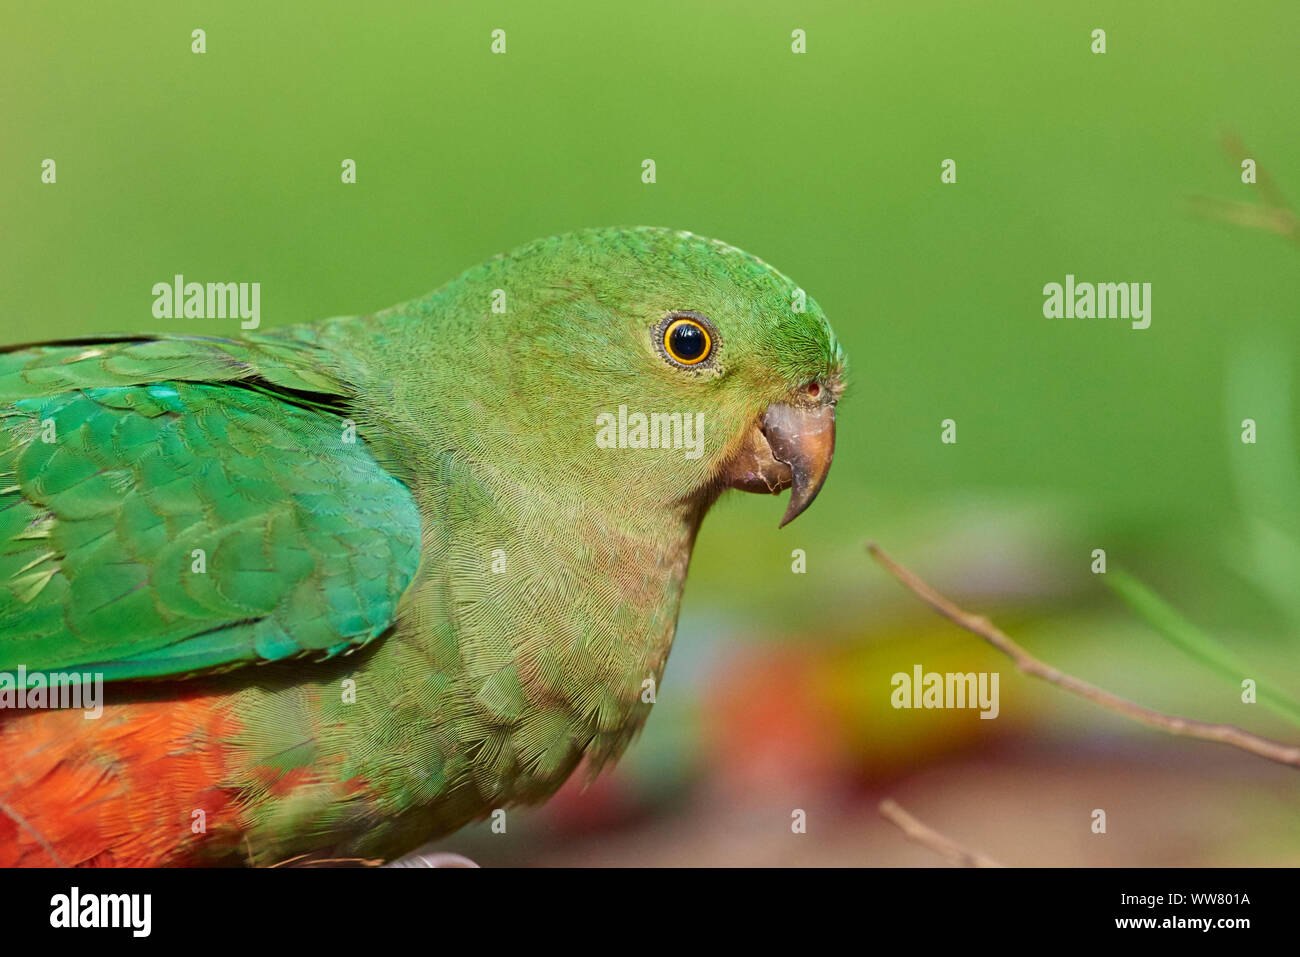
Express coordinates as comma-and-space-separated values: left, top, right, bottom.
0, 226, 844, 866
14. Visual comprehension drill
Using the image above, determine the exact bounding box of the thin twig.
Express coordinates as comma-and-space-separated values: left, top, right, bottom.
878, 799, 1002, 867
866, 543, 1300, 771
294, 857, 385, 868
1186, 135, 1300, 244
1186, 196, 1299, 243
1222, 133, 1293, 214
268, 853, 384, 868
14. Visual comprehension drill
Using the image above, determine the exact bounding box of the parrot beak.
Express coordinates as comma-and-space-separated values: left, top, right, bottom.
720, 401, 836, 527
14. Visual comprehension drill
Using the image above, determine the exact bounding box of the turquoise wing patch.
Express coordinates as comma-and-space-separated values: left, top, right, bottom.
0, 375, 421, 682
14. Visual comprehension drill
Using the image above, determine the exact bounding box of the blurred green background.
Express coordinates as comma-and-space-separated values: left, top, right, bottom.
5, 1, 1300, 864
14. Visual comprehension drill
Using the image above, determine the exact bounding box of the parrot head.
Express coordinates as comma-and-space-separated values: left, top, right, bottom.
385, 225, 846, 530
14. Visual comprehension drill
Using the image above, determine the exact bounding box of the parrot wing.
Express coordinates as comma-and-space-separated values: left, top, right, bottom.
0, 331, 422, 682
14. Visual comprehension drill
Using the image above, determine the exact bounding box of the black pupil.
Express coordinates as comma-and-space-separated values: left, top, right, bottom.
670, 322, 706, 361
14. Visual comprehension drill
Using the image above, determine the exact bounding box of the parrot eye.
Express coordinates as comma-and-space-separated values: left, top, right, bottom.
658, 312, 715, 368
